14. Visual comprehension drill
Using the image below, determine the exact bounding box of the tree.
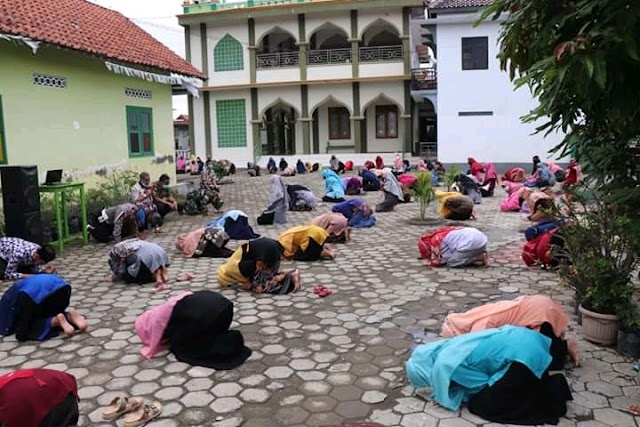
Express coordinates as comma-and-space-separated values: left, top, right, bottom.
479, 0, 640, 221
412, 171, 435, 220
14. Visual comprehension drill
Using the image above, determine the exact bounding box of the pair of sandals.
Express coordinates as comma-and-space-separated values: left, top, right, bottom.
313, 285, 333, 298
102, 396, 162, 427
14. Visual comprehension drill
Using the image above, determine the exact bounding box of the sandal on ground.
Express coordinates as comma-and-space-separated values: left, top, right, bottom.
123, 401, 162, 427
628, 404, 640, 416
102, 396, 143, 421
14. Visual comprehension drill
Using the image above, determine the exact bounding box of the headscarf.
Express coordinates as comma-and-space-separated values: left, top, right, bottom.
483, 163, 498, 181
418, 160, 427, 172
0, 369, 78, 427
279, 158, 288, 171
330, 155, 339, 170
312, 213, 349, 237
176, 227, 229, 257
305, 161, 313, 173
108, 238, 142, 276
364, 160, 375, 170
361, 169, 381, 189
382, 169, 403, 200
441, 295, 569, 339
375, 156, 384, 169
278, 225, 329, 258
135, 291, 193, 358
394, 154, 403, 170
267, 157, 276, 170
239, 238, 284, 277
532, 155, 541, 175
467, 157, 484, 180
164, 291, 251, 370
406, 326, 553, 411
269, 175, 289, 207
546, 161, 562, 173
321, 169, 345, 199
296, 159, 306, 174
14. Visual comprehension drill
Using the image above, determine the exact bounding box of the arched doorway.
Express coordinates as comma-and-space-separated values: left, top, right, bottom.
261, 102, 298, 155
417, 98, 437, 160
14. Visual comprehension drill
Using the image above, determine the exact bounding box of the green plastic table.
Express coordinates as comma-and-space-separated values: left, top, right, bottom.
39, 182, 88, 254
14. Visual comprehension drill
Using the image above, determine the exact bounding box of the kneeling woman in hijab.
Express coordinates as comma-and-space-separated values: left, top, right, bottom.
135, 290, 251, 370
375, 170, 403, 212
406, 326, 573, 425
0, 274, 88, 341
441, 294, 579, 366
217, 237, 301, 294
278, 225, 336, 261
108, 239, 171, 291
435, 190, 475, 221
175, 226, 234, 258
259, 176, 289, 224
361, 169, 382, 191
0, 369, 79, 427
418, 226, 488, 268
287, 184, 318, 211
312, 213, 351, 243
332, 198, 376, 228
209, 210, 260, 240
321, 169, 346, 203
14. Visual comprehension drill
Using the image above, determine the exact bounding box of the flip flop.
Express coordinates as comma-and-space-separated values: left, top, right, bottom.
102, 396, 143, 421
123, 401, 163, 427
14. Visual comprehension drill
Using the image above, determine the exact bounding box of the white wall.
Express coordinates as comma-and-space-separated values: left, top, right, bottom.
309, 83, 353, 115
358, 10, 404, 39
306, 12, 351, 41
360, 81, 405, 115
209, 90, 254, 165
255, 17, 299, 45
359, 62, 405, 78
192, 96, 207, 158
307, 64, 352, 81
257, 68, 300, 83
258, 86, 302, 117
208, 23, 251, 85
435, 20, 563, 163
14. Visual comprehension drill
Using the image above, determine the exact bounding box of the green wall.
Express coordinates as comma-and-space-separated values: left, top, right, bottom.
0, 42, 176, 186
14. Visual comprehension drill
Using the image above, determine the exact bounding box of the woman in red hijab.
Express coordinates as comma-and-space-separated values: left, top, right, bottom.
0, 369, 78, 427
467, 157, 485, 181
375, 155, 384, 169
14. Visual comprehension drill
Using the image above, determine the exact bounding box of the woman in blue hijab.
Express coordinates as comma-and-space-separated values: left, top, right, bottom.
321, 169, 346, 203
361, 169, 381, 191
0, 274, 87, 341
406, 325, 572, 425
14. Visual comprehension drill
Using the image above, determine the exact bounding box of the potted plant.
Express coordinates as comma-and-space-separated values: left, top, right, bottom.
411, 171, 435, 221
554, 190, 640, 345
618, 312, 640, 358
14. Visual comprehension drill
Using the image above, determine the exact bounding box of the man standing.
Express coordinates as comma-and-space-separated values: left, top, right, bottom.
152, 174, 179, 218
0, 237, 56, 280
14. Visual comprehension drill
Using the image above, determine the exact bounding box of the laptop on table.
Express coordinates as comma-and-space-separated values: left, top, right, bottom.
42, 169, 63, 186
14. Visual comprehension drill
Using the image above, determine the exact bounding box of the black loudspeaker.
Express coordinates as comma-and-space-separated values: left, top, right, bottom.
1, 166, 43, 244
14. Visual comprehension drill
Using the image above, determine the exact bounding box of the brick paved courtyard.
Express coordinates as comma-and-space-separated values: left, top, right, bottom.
1, 171, 638, 427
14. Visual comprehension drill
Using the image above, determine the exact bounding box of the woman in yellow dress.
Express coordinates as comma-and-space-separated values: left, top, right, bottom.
277, 225, 336, 261
216, 238, 301, 294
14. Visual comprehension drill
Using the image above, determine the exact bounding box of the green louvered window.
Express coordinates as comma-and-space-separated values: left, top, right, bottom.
214, 35, 244, 72
216, 99, 247, 148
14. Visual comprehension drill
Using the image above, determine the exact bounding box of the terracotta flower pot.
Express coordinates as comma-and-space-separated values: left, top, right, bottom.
579, 305, 619, 345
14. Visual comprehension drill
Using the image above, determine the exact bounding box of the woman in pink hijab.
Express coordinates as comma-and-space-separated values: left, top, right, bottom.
441, 295, 579, 366
480, 163, 498, 196
311, 213, 350, 243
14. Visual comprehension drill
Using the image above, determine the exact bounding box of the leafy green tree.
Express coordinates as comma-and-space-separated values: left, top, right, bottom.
479, 0, 640, 218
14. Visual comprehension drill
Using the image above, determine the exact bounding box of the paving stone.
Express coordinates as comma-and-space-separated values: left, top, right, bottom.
0, 172, 633, 427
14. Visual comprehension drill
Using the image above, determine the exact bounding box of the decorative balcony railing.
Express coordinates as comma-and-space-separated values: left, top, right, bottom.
183, 0, 310, 14
359, 45, 403, 62
411, 68, 437, 90
307, 48, 352, 65
256, 52, 300, 68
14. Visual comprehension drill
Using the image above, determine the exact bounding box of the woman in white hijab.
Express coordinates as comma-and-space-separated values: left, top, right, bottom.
265, 175, 289, 224
375, 169, 403, 212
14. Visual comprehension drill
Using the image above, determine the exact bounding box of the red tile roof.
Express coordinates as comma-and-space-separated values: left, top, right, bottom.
0, 0, 205, 79
428, 0, 492, 9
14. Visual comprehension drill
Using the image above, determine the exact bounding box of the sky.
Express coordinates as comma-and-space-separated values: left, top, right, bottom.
90, 0, 192, 117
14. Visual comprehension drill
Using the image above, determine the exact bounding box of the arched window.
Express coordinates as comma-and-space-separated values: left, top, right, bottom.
214, 35, 244, 72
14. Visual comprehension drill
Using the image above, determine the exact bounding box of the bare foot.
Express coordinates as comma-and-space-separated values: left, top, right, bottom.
567, 336, 580, 367
161, 268, 169, 283
155, 283, 170, 292
68, 309, 88, 332
52, 313, 75, 337
292, 270, 302, 292
481, 252, 490, 267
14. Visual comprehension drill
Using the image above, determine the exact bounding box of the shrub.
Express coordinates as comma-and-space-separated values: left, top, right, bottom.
412, 172, 435, 221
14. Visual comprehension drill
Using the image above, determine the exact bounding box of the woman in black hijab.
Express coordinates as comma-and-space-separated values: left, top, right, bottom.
163, 291, 251, 370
